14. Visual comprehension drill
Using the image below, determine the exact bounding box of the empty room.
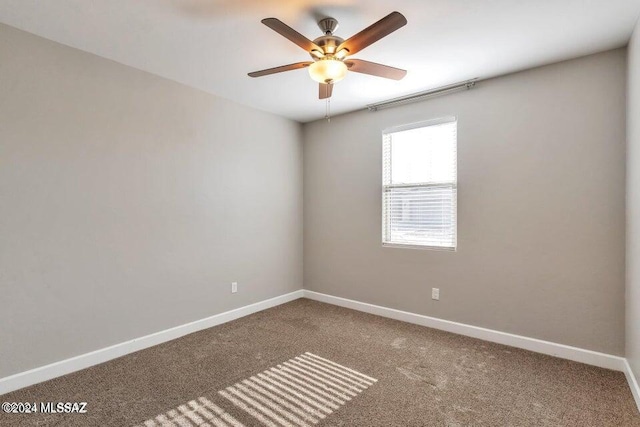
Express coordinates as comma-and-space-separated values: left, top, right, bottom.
2, 1, 640, 426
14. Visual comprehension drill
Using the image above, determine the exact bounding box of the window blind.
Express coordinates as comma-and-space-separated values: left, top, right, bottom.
382, 118, 457, 250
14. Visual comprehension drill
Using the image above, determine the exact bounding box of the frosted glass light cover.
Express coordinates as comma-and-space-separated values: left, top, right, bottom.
308, 59, 348, 84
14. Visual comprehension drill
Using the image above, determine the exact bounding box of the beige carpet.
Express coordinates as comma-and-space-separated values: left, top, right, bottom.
0, 299, 638, 426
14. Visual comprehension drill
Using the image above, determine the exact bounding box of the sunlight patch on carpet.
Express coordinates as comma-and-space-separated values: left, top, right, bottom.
136, 396, 243, 427
134, 352, 376, 427
219, 352, 377, 426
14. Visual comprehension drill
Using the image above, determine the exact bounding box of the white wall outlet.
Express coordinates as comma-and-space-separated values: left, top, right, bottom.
432, 288, 440, 300
231, 282, 238, 293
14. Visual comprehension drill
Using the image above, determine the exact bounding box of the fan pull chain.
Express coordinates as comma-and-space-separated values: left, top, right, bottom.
325, 98, 331, 122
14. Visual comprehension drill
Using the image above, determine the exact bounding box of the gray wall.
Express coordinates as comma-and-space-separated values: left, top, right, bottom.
0, 24, 303, 378
628, 19, 640, 383
303, 49, 627, 355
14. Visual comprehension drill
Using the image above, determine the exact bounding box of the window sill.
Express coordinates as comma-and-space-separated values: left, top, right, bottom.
382, 242, 456, 252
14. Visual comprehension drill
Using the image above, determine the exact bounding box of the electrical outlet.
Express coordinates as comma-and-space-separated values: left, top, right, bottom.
231, 282, 238, 293
432, 288, 440, 300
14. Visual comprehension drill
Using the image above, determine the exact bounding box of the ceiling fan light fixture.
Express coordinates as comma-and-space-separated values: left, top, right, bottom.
310, 49, 325, 59
335, 48, 349, 60
308, 58, 348, 84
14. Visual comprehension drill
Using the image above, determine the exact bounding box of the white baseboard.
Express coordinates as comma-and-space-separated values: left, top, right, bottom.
303, 290, 626, 372
0, 290, 304, 396
624, 359, 640, 412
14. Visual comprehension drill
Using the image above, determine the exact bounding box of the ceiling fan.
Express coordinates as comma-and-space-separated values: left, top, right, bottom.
248, 12, 408, 100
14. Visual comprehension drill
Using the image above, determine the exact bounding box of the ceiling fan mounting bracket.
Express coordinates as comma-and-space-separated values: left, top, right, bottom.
318, 17, 339, 35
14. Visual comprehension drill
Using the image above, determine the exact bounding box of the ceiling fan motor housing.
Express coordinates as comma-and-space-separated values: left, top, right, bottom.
311, 35, 345, 58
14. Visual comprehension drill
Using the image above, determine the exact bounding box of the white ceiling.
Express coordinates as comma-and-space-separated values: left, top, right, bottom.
1, 1, 639, 122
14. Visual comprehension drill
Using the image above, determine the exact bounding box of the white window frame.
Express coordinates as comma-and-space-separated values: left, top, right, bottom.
382, 117, 458, 251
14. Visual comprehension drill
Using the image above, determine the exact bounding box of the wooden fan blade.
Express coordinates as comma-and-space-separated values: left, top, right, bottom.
337, 12, 407, 56
262, 18, 322, 53
345, 59, 406, 80
248, 62, 313, 77
319, 83, 333, 99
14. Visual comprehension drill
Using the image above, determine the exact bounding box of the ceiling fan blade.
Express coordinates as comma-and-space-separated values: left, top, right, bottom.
248, 62, 313, 77
262, 18, 323, 54
319, 83, 333, 99
345, 59, 406, 80
337, 12, 407, 56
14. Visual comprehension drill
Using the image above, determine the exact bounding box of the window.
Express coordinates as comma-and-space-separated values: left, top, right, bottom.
382, 118, 457, 250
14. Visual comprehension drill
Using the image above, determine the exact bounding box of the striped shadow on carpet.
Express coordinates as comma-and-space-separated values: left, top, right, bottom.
135, 352, 377, 427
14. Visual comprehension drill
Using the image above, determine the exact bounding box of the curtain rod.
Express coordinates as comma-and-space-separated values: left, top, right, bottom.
366, 79, 478, 112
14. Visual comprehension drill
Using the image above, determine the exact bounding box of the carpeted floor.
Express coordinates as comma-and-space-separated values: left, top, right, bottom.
1, 298, 639, 426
